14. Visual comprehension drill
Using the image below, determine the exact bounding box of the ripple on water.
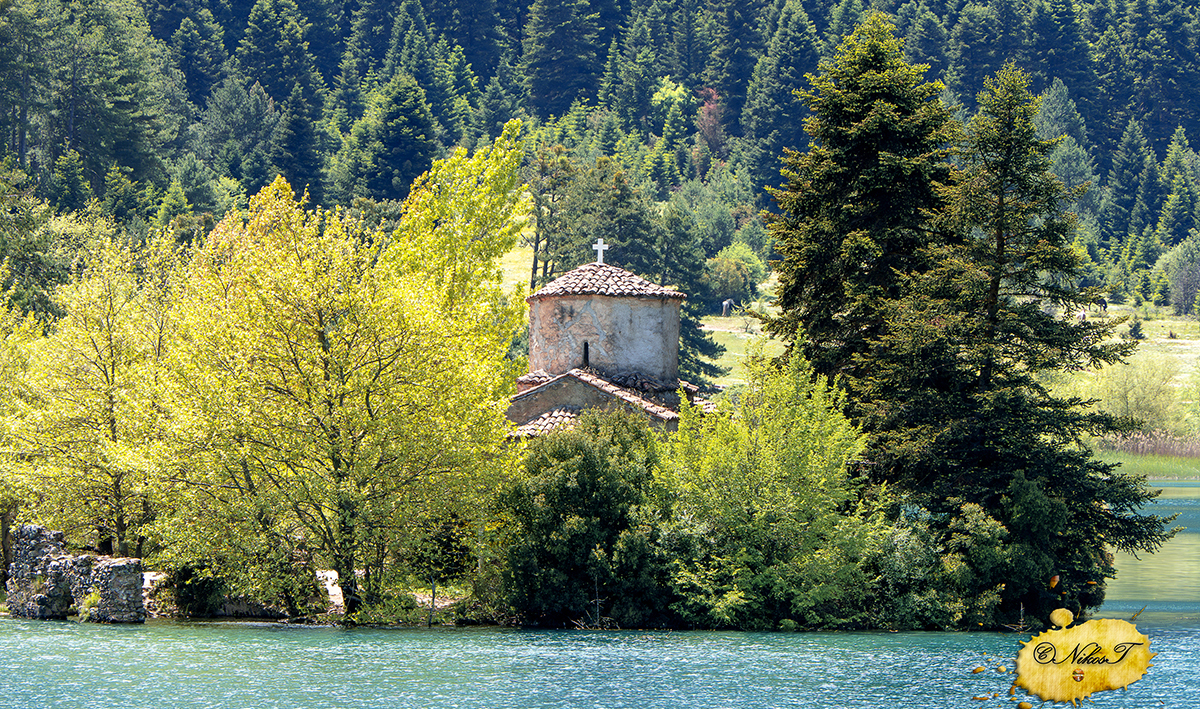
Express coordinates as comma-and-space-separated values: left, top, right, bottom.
0, 608, 1195, 707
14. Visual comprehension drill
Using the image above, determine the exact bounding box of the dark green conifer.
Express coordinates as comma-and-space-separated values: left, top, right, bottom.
904, 7, 950, 80
425, 0, 504, 79
269, 83, 324, 204
765, 13, 956, 377
48, 149, 93, 212
172, 10, 227, 107
670, 0, 713, 90
705, 0, 766, 136
948, 3, 1001, 107
329, 73, 438, 202
101, 164, 143, 223
234, 0, 323, 104
862, 64, 1174, 624
738, 0, 821, 198
1101, 119, 1155, 255
521, 0, 601, 118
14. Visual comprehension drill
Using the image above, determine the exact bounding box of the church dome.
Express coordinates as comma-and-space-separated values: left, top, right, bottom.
528, 263, 686, 302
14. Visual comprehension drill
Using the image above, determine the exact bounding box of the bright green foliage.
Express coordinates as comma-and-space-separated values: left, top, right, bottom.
165, 125, 526, 615
502, 409, 673, 628
1154, 174, 1197, 249
766, 13, 956, 378
660, 352, 878, 630
858, 65, 1174, 624
1083, 353, 1184, 434
700, 241, 766, 306
8, 233, 177, 557
155, 179, 191, 227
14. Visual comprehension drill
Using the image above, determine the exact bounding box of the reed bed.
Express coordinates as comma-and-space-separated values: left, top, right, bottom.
1098, 430, 1200, 458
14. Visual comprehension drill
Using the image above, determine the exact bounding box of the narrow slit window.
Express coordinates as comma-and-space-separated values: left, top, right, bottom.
583, 341, 589, 367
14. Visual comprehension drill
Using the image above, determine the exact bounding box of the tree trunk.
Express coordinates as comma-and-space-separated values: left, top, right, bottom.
0, 501, 17, 588
335, 553, 361, 616
428, 577, 436, 628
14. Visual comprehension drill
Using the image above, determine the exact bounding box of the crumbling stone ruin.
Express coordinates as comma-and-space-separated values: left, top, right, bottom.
5, 524, 145, 623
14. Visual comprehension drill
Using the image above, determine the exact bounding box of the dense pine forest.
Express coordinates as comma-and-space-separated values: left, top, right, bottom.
0, 0, 1186, 630
6, 0, 1200, 313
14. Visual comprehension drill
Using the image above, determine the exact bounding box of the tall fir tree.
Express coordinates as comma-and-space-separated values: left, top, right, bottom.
858, 64, 1174, 624
947, 3, 1002, 108
425, 0, 504, 79
705, 0, 766, 137
670, 0, 713, 90
328, 72, 439, 202
234, 0, 323, 105
1025, 0, 1097, 114
1100, 119, 1155, 256
521, 0, 601, 118
171, 9, 228, 108
268, 82, 323, 204
904, 7, 950, 81
765, 13, 956, 378
737, 0, 821, 200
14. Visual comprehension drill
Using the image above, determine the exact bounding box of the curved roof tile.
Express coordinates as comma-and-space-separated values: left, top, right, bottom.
528, 263, 686, 302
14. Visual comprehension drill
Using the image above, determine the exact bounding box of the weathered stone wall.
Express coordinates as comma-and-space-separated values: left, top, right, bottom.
529, 295, 681, 381
5, 524, 146, 623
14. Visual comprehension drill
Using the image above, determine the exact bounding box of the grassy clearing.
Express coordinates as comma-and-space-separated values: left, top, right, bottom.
701, 314, 786, 388
1096, 450, 1200, 480
499, 242, 534, 295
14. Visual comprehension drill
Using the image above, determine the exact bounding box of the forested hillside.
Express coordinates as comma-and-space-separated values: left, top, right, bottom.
5, 0, 1200, 317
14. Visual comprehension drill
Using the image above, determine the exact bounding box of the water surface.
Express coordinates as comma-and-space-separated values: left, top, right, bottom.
1, 483, 1196, 708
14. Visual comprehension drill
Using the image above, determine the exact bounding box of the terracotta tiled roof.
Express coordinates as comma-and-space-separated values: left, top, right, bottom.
516, 369, 555, 387
529, 263, 686, 302
566, 368, 679, 421
511, 407, 580, 437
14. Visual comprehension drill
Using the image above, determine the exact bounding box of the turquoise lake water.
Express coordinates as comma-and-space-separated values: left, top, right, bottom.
1, 484, 1196, 708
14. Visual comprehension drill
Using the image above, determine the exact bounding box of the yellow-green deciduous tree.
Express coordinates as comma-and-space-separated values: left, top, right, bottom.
8, 233, 180, 557
164, 121, 528, 615
659, 351, 880, 629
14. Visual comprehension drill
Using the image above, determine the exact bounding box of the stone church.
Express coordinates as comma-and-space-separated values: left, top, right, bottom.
507, 240, 710, 436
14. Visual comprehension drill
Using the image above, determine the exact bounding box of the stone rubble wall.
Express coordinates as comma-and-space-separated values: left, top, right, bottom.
4, 524, 145, 623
